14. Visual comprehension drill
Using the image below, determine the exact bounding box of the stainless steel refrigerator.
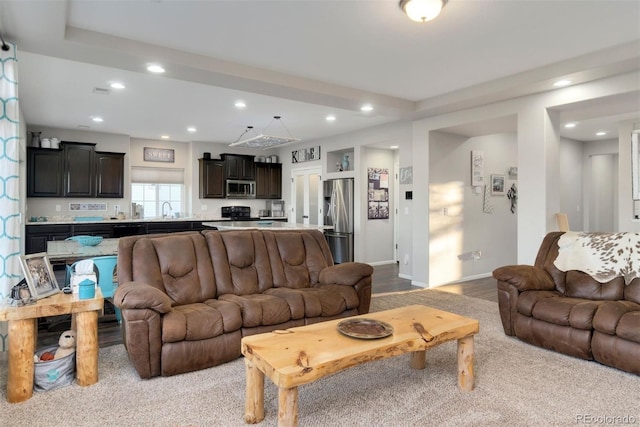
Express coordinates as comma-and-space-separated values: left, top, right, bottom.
323, 178, 354, 263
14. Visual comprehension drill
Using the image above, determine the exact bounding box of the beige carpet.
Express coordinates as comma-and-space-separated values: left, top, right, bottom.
1, 289, 638, 426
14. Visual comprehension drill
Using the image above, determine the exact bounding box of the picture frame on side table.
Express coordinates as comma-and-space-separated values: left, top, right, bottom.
491, 174, 506, 196
19, 253, 60, 299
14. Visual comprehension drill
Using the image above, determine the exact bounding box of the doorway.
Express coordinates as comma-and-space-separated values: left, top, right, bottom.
588, 153, 618, 232
291, 167, 322, 225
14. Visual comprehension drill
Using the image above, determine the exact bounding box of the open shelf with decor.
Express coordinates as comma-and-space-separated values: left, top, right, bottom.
325, 148, 355, 179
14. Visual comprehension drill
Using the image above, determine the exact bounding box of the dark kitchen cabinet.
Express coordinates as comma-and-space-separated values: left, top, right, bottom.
95, 151, 125, 198
27, 142, 125, 199
72, 223, 114, 238
27, 148, 64, 197
146, 221, 192, 234
63, 142, 96, 197
221, 153, 255, 180
255, 163, 282, 199
199, 159, 225, 198
25, 224, 72, 254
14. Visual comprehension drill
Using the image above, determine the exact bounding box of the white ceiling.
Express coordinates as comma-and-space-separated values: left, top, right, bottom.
2, 0, 639, 147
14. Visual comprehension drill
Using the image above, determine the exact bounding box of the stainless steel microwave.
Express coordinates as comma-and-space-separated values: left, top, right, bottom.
226, 179, 256, 199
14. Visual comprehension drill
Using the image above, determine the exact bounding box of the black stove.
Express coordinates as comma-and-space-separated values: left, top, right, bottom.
221, 206, 260, 221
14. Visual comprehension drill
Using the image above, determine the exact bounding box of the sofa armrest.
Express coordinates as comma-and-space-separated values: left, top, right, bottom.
113, 281, 173, 314
319, 262, 374, 286
492, 265, 556, 292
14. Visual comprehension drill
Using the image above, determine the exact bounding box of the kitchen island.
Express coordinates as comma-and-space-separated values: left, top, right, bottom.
203, 221, 333, 231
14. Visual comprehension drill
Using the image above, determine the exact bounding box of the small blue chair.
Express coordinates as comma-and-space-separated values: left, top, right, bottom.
67, 255, 121, 322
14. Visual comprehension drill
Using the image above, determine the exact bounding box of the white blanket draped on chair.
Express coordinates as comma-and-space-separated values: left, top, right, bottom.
554, 231, 640, 285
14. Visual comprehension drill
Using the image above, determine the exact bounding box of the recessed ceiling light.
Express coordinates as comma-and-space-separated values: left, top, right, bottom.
110, 82, 125, 89
160, 135, 170, 139
235, 101, 246, 109
326, 115, 336, 122
390, 145, 399, 149
187, 127, 197, 133
92, 117, 104, 123
564, 122, 577, 128
596, 131, 607, 136
147, 64, 165, 73
360, 104, 374, 112
553, 80, 572, 87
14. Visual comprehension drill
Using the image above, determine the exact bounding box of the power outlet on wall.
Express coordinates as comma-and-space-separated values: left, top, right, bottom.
55, 205, 61, 212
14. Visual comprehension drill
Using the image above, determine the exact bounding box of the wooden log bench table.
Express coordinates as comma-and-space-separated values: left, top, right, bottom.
0, 289, 104, 403
241, 304, 480, 427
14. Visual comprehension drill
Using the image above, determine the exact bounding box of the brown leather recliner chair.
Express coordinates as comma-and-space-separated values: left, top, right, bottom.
493, 231, 640, 375
114, 229, 373, 379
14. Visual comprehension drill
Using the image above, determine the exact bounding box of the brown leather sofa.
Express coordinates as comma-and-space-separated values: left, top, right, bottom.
113, 229, 373, 379
493, 231, 640, 375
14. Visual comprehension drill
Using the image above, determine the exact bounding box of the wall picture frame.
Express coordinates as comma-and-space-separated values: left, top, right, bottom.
491, 174, 506, 196
19, 253, 60, 299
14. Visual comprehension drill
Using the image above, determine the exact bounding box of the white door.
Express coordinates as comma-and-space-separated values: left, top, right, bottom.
291, 167, 322, 225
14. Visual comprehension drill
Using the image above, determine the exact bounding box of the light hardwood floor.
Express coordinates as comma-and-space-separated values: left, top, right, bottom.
38, 263, 497, 348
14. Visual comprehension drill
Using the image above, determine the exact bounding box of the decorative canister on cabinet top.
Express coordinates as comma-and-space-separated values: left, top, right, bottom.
30, 131, 41, 147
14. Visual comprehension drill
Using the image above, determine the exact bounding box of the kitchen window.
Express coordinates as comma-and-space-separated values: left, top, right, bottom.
131, 167, 184, 219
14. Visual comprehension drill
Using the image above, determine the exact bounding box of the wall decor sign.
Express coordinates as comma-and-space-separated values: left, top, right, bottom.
69, 203, 107, 211
367, 168, 390, 220
471, 150, 484, 186
144, 147, 175, 163
291, 146, 321, 163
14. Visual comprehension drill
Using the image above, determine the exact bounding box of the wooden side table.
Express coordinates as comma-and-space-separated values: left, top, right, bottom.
0, 290, 104, 403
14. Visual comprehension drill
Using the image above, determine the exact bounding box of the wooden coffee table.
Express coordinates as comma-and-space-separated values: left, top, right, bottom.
241, 304, 479, 426
0, 290, 104, 403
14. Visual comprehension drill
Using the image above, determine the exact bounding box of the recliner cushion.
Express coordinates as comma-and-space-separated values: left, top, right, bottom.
531, 297, 603, 330
162, 303, 229, 343
593, 300, 640, 342
219, 293, 291, 327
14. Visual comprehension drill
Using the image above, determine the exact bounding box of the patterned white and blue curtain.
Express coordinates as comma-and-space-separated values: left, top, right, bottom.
0, 42, 21, 352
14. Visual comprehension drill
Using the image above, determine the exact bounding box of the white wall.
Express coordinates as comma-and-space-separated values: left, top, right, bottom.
559, 137, 584, 230
411, 71, 639, 286
428, 131, 517, 285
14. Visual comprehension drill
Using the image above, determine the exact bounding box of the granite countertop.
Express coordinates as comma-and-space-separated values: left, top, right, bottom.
203, 221, 333, 231
26, 217, 286, 225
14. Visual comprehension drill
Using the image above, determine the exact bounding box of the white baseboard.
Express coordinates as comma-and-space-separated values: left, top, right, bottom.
368, 260, 397, 267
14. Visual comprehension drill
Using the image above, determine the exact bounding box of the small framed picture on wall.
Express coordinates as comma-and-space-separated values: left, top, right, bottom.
491, 174, 506, 196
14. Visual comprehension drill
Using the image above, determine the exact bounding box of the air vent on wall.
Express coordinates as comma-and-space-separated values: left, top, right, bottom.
92, 87, 111, 95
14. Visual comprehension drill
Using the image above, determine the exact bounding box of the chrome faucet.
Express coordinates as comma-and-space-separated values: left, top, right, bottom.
162, 201, 172, 218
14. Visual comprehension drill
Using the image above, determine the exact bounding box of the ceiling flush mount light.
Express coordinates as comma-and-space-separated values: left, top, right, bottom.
596, 131, 607, 136
110, 82, 125, 89
230, 116, 300, 149
234, 101, 247, 109
147, 64, 165, 74
399, 0, 447, 23
326, 115, 336, 122
187, 127, 197, 133
553, 79, 572, 87
161, 135, 170, 139
91, 116, 103, 123
564, 122, 577, 128
360, 104, 374, 112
